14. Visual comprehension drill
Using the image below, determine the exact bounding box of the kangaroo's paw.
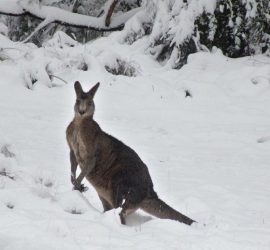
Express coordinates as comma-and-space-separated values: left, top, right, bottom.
73, 183, 89, 192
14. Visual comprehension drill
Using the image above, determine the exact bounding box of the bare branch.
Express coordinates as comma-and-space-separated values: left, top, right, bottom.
105, 0, 119, 27
50, 74, 68, 84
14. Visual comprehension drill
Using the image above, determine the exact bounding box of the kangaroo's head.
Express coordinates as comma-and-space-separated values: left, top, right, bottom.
74, 81, 100, 118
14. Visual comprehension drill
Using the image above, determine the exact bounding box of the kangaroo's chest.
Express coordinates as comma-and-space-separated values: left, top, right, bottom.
70, 128, 91, 167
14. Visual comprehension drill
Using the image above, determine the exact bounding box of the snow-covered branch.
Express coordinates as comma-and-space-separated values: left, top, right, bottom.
0, 0, 141, 32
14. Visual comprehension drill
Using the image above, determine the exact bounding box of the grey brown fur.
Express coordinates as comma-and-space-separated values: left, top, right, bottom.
66, 81, 195, 225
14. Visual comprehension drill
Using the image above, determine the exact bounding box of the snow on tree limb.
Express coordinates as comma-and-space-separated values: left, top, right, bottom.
0, 0, 141, 32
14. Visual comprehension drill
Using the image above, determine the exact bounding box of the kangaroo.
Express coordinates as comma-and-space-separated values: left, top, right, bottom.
66, 81, 196, 226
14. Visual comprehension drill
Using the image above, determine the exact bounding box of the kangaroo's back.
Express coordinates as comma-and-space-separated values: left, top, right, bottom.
66, 81, 196, 226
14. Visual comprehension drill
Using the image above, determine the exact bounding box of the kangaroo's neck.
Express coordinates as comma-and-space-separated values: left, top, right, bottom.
73, 115, 94, 125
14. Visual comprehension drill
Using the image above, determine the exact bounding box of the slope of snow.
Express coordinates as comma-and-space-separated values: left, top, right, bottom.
0, 33, 270, 250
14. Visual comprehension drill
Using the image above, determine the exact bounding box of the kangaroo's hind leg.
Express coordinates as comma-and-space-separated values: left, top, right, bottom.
111, 181, 138, 224
111, 172, 146, 224
119, 201, 139, 225
118, 188, 145, 225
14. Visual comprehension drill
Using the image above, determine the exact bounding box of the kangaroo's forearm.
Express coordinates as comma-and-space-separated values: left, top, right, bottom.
70, 150, 78, 184
76, 157, 96, 184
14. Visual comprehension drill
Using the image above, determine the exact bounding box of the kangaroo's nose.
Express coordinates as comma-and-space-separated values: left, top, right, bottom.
79, 110, 85, 115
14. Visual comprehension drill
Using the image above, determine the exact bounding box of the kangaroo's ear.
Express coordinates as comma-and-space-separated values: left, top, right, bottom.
74, 81, 83, 97
88, 82, 100, 98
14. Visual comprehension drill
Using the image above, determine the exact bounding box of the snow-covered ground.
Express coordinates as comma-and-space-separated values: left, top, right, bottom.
0, 32, 270, 250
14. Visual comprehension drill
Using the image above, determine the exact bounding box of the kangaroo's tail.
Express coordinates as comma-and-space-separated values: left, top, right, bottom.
140, 197, 195, 226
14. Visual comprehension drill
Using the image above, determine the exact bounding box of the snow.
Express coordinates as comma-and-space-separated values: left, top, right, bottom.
0, 30, 270, 250
0, 0, 22, 14
0, 22, 8, 36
